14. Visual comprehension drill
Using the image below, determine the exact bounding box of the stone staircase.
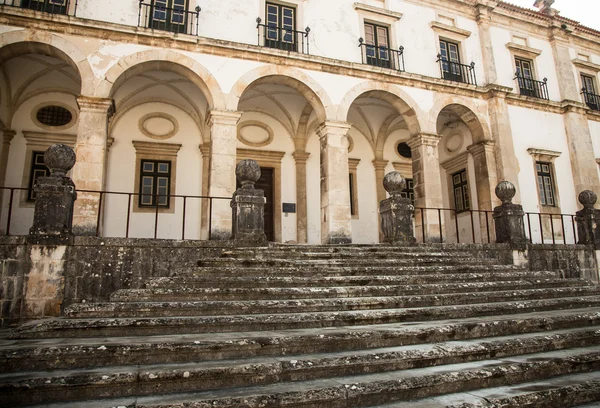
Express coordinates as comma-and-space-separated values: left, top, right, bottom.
1, 244, 600, 407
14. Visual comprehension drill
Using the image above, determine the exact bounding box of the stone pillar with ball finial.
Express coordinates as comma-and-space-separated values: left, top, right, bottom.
231, 159, 268, 246
493, 181, 527, 249
28, 144, 77, 245
575, 191, 600, 247
379, 171, 416, 244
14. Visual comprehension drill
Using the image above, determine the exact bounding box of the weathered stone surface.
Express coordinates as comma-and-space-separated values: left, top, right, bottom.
379, 172, 415, 244
493, 181, 527, 249
231, 159, 268, 246
575, 190, 600, 247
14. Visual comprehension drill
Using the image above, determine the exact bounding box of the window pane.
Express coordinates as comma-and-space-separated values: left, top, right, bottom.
143, 162, 154, 172
365, 25, 375, 45
34, 154, 45, 165
158, 163, 169, 173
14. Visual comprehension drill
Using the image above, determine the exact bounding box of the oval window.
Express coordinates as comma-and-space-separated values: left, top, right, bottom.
397, 142, 412, 159
36, 105, 73, 127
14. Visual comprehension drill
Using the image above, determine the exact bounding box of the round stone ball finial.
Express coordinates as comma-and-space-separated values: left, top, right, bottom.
383, 171, 407, 196
578, 190, 597, 209
236, 159, 261, 188
44, 144, 76, 177
495, 180, 516, 205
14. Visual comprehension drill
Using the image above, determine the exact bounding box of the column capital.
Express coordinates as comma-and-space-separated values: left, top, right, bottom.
207, 110, 242, 126
407, 133, 441, 149
2, 129, 16, 144
372, 159, 389, 171
316, 121, 352, 138
76, 96, 114, 113
467, 140, 495, 156
199, 143, 211, 157
292, 150, 311, 164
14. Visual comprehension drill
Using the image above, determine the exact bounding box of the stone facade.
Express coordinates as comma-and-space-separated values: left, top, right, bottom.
0, 0, 599, 244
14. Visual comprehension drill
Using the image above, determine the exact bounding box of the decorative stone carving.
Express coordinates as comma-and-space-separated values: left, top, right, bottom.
139, 113, 179, 140
231, 159, 268, 246
237, 121, 274, 147
28, 144, 77, 245
493, 181, 527, 249
379, 171, 415, 244
575, 190, 600, 247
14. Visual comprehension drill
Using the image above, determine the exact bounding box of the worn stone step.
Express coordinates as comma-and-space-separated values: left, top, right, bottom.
14, 347, 600, 408
4, 309, 600, 372
68, 287, 600, 318
3, 330, 600, 406
372, 371, 600, 407
11, 297, 600, 338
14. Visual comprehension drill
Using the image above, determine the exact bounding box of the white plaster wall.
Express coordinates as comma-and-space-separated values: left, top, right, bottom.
528, 36, 561, 101
197, 0, 256, 44
77, 0, 140, 27
104, 102, 203, 239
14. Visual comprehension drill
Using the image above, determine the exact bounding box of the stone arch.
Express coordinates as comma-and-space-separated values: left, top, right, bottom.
430, 98, 491, 144
337, 82, 424, 144
0, 30, 93, 95
227, 65, 332, 123
97, 50, 225, 111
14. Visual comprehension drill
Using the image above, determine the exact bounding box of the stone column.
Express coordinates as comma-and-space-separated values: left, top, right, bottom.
231, 159, 268, 246
476, 1, 499, 85
575, 190, 600, 247
199, 143, 211, 240
379, 172, 415, 244
71, 96, 113, 235
207, 110, 242, 240
493, 181, 527, 249
28, 144, 77, 245
486, 88, 522, 203
292, 150, 310, 244
407, 133, 444, 242
316, 121, 352, 244
467, 140, 499, 242
0, 130, 15, 187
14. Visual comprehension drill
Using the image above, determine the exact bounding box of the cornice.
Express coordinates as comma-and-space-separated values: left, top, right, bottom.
132, 140, 182, 156
527, 148, 561, 162
505, 93, 563, 114
505, 42, 542, 59
430, 21, 471, 39
22, 131, 77, 147
353, 3, 403, 23
572, 58, 600, 73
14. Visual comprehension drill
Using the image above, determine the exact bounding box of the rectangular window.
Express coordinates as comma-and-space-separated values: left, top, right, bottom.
265, 2, 296, 51
439, 39, 462, 82
515, 57, 538, 97
139, 160, 172, 208
21, 0, 68, 14
28, 151, 50, 201
401, 178, 414, 204
451, 169, 470, 213
581, 74, 599, 110
536, 162, 556, 207
364, 23, 391, 68
151, 0, 188, 34
349, 173, 356, 216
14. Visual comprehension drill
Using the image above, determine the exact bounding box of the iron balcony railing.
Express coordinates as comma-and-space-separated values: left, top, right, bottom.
515, 75, 549, 100
0, 0, 77, 15
582, 89, 600, 111
256, 17, 310, 54
358, 38, 405, 72
436, 55, 476, 86
138, 1, 201, 35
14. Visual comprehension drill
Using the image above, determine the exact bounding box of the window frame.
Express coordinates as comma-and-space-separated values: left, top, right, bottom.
438, 38, 463, 82
27, 151, 50, 201
363, 21, 392, 68
535, 161, 556, 207
264, 2, 297, 51
138, 159, 172, 209
451, 168, 470, 214
514, 56, 538, 97
348, 158, 360, 219
580, 72, 600, 110
21, 0, 69, 15
149, 0, 190, 34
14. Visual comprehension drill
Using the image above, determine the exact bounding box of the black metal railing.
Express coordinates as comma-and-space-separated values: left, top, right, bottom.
436, 55, 476, 86
0, 0, 76, 16
358, 38, 404, 72
515, 75, 549, 100
582, 89, 600, 111
0, 187, 230, 240
524, 212, 578, 245
138, 1, 200, 35
256, 17, 310, 54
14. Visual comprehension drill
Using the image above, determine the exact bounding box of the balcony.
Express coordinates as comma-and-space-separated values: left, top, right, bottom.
515, 75, 549, 100
436, 55, 477, 86
256, 17, 310, 54
582, 89, 600, 111
138, 1, 200, 35
358, 39, 405, 72
0, 0, 75, 16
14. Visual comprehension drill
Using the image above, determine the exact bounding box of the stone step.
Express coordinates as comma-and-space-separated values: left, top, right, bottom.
2, 330, 599, 406
4, 309, 599, 372
67, 287, 600, 318
372, 371, 600, 407
168, 264, 530, 279
207, 251, 507, 262
13, 346, 600, 408
11, 297, 600, 338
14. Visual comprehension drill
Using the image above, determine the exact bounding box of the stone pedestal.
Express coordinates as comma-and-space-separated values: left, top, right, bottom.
379, 172, 415, 244
28, 144, 77, 245
493, 181, 527, 249
317, 122, 352, 245
231, 159, 268, 246
575, 190, 600, 247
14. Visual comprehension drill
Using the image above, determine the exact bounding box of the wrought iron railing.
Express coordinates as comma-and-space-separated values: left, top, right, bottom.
256, 17, 310, 54
515, 75, 549, 100
0, 0, 76, 16
358, 39, 404, 72
138, 1, 200, 35
582, 89, 600, 111
436, 55, 476, 86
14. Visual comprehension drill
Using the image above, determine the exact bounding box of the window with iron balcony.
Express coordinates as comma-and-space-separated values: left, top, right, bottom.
138, 0, 201, 36
256, 2, 310, 54
514, 57, 549, 100
436, 39, 476, 86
